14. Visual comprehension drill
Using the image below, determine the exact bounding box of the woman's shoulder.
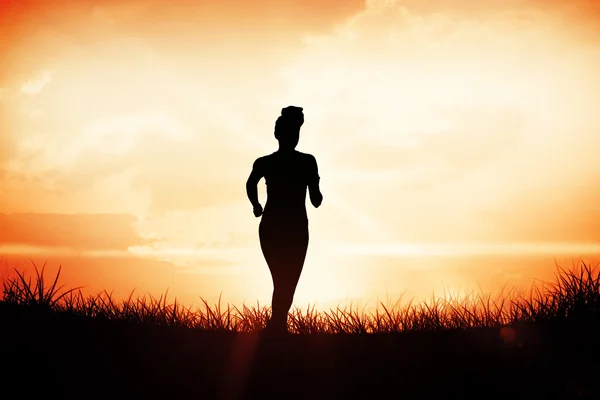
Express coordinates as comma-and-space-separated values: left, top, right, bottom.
253, 152, 279, 171
295, 151, 317, 168
254, 152, 276, 163
295, 151, 316, 161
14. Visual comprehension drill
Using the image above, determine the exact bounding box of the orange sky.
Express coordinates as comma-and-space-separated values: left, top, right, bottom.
1, 0, 600, 308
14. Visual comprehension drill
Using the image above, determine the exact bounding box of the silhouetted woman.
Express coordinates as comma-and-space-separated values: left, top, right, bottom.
246, 106, 323, 334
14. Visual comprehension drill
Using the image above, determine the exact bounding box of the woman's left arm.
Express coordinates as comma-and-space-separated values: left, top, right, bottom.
307, 155, 323, 208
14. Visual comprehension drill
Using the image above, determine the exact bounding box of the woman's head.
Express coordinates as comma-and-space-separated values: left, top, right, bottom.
275, 106, 304, 150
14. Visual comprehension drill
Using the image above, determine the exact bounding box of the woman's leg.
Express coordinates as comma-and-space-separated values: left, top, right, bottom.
259, 220, 309, 332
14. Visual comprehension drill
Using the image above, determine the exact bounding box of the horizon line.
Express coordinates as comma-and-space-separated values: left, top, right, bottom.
0, 241, 599, 258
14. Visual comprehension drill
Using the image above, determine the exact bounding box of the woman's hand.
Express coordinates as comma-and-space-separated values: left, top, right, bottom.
253, 204, 263, 218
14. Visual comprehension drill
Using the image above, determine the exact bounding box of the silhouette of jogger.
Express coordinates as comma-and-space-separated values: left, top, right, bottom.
246, 106, 323, 334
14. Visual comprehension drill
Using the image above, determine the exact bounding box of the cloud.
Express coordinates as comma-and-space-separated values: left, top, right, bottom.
474, 174, 600, 242
284, 5, 539, 177
271, 0, 600, 244
361, 0, 600, 20
2, 66, 257, 215
0, 88, 24, 181
131, 205, 258, 251
329, 106, 525, 184
0, 213, 154, 250
0, 0, 368, 220
0, 251, 244, 306
3, 0, 600, 251
20, 71, 52, 96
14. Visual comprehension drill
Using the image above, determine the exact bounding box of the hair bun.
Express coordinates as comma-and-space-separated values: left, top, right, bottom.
281, 106, 303, 117
274, 106, 304, 139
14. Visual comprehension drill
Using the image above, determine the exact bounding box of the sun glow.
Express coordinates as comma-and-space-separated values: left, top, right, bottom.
2, 0, 600, 307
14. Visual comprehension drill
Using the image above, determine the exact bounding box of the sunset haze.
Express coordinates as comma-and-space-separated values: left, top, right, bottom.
1, 0, 600, 308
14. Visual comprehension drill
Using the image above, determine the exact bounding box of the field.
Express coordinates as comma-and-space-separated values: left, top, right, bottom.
1, 261, 599, 399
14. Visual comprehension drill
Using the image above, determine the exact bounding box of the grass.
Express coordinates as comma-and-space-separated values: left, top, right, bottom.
3, 260, 600, 398
1, 260, 599, 334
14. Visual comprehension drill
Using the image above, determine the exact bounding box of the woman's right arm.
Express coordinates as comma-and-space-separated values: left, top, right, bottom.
246, 159, 264, 217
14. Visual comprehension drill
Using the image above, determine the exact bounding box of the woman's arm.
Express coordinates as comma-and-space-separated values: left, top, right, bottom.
309, 181, 323, 208
308, 155, 323, 208
246, 159, 264, 217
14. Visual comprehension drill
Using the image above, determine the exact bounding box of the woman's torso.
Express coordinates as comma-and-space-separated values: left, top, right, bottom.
258, 150, 315, 224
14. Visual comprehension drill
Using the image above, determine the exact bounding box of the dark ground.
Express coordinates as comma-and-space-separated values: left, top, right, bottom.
1, 303, 599, 400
